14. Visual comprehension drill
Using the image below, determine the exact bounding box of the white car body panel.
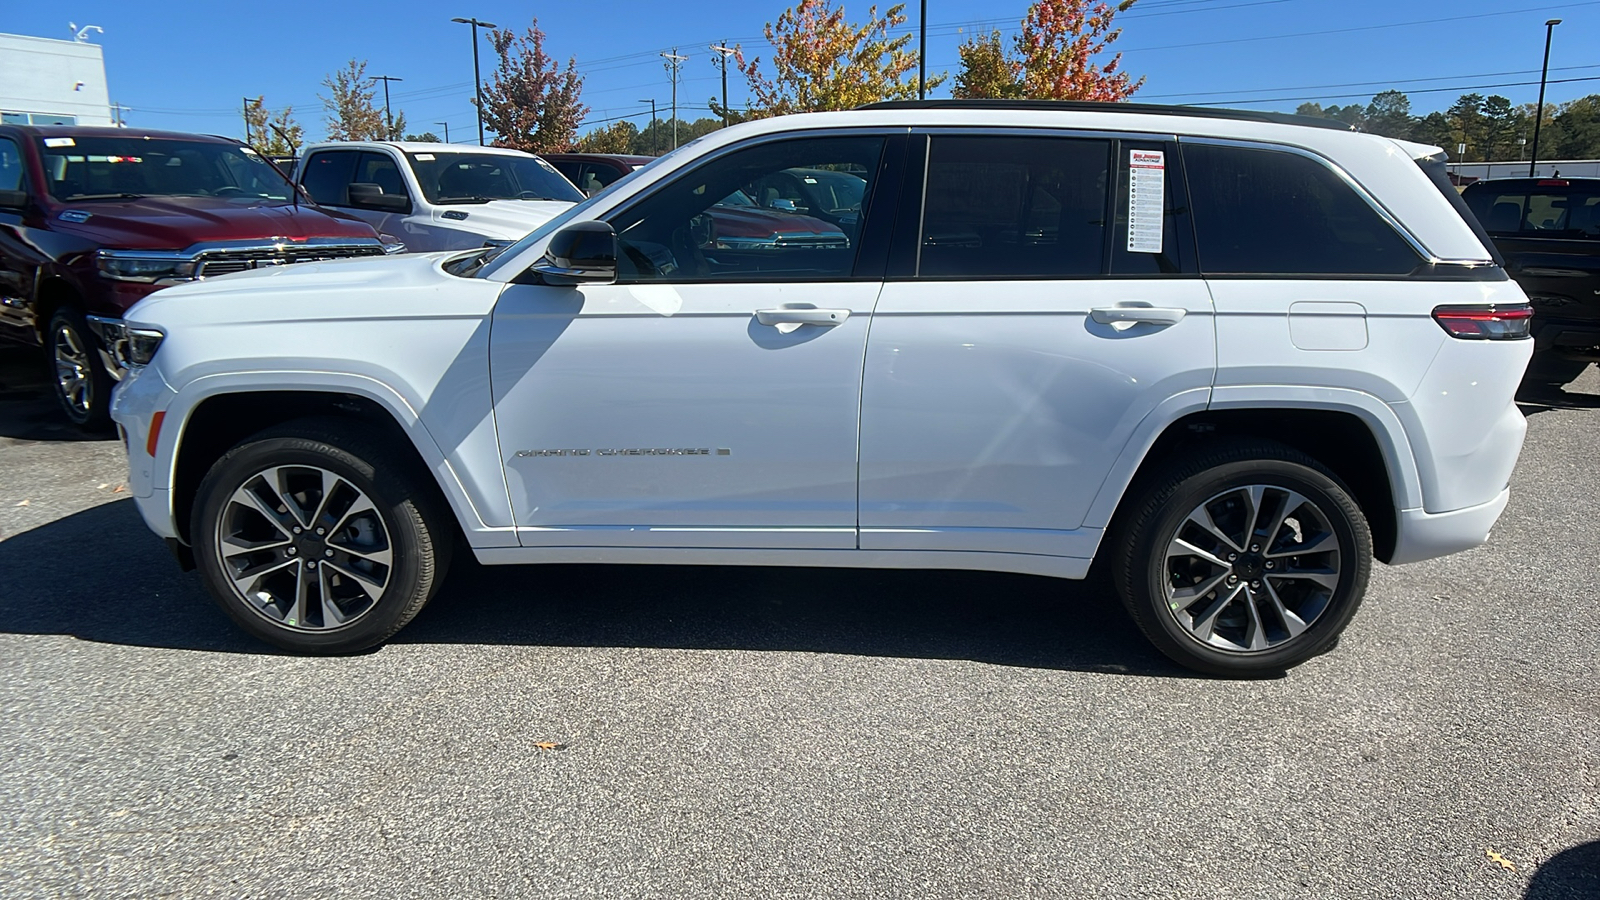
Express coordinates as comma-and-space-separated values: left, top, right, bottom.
112, 106, 1531, 584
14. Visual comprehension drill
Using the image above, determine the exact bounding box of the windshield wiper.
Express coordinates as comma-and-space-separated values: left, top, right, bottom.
62, 193, 148, 201
435, 195, 495, 204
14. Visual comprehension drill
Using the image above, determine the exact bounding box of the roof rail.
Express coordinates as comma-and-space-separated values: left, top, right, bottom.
856, 99, 1356, 132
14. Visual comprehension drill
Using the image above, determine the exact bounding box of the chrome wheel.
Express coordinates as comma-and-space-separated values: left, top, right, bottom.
53, 322, 93, 415
1163, 484, 1343, 654
214, 465, 393, 632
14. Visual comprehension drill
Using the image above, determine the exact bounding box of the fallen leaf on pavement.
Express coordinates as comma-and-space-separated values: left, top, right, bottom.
98, 483, 109, 490
112, 485, 127, 494
1486, 849, 1516, 872
533, 742, 567, 751
14, 499, 29, 507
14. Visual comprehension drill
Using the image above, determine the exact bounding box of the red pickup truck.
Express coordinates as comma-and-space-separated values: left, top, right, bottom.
0, 125, 393, 428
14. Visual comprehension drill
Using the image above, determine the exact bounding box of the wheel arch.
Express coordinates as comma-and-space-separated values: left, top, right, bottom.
1088, 393, 1421, 564
165, 380, 494, 550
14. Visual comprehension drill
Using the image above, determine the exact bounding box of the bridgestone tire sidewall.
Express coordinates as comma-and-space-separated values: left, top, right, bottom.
1126, 456, 1372, 677
191, 430, 441, 654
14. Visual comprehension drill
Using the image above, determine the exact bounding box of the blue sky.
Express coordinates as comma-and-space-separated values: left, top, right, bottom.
4, 0, 1597, 143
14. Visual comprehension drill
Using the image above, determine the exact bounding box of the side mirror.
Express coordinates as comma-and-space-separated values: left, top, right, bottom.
768, 198, 798, 212
526, 221, 617, 286
0, 189, 28, 210
346, 182, 409, 212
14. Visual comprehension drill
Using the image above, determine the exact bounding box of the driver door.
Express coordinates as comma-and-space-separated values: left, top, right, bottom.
489, 133, 903, 550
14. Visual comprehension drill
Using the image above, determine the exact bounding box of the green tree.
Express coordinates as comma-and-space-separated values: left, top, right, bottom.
1446, 93, 1486, 161
953, 30, 1023, 99
1412, 111, 1455, 151
735, 0, 939, 118
1479, 95, 1520, 161
1363, 90, 1412, 139
575, 120, 639, 154
245, 97, 304, 156
320, 60, 387, 141
1551, 95, 1600, 159
403, 132, 441, 142
480, 18, 588, 153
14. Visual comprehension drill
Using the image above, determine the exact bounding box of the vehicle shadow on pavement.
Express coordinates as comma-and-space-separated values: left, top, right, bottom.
1, 500, 1196, 677
1524, 839, 1600, 899
0, 348, 118, 444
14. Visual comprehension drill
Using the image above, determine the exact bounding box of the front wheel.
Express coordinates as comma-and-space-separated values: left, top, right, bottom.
47, 307, 113, 430
1113, 442, 1372, 677
190, 420, 451, 654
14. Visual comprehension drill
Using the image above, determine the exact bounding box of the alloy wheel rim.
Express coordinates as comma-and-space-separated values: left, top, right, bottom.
53, 324, 92, 414
1162, 484, 1343, 654
215, 465, 393, 632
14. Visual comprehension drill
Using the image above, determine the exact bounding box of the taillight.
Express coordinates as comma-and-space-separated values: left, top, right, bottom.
1431, 304, 1533, 340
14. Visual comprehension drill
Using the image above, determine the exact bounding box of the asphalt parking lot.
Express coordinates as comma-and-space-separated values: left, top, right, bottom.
1, 345, 1597, 899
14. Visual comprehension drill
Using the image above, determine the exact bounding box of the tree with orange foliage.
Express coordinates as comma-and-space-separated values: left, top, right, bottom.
479, 19, 588, 153
955, 0, 1142, 102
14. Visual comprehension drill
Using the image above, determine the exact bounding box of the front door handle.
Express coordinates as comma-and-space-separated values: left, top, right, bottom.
756, 308, 851, 334
1090, 304, 1187, 328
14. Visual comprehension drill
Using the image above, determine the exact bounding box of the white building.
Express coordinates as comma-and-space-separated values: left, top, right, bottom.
0, 32, 113, 126
1454, 159, 1600, 181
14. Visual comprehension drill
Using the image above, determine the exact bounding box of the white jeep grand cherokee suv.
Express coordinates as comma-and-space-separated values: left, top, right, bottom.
110, 101, 1532, 676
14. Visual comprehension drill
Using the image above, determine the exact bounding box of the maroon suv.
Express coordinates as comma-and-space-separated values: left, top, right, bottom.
0, 126, 392, 428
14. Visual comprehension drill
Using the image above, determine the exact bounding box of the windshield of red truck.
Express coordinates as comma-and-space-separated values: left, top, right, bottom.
37, 136, 294, 203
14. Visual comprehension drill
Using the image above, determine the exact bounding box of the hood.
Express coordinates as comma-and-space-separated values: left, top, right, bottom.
51, 196, 379, 250
432, 199, 574, 240
706, 206, 844, 239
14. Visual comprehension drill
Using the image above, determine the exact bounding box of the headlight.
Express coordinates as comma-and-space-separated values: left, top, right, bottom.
126, 327, 165, 365
84, 317, 164, 370
96, 250, 197, 283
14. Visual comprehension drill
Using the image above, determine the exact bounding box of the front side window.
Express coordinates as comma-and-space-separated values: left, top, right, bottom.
0, 137, 23, 191
300, 150, 358, 206
1183, 143, 1421, 276
38, 136, 294, 203
408, 152, 583, 204
356, 151, 409, 200
610, 135, 885, 283
1464, 185, 1600, 238
918, 136, 1110, 278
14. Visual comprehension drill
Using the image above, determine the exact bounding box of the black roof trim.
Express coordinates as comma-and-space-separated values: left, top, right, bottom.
857, 99, 1356, 132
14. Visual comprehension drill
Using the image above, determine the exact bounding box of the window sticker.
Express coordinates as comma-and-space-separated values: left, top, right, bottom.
239, 146, 260, 155
1127, 149, 1164, 253
414, 153, 435, 161
44, 137, 76, 148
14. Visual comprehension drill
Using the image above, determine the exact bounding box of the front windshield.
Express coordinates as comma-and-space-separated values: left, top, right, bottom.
38, 136, 294, 202
407, 152, 584, 204
476, 144, 693, 280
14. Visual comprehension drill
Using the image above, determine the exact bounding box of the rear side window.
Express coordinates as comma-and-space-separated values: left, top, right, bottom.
1463, 184, 1600, 238
0, 137, 22, 191
300, 150, 359, 206
918, 136, 1109, 278
1183, 143, 1421, 276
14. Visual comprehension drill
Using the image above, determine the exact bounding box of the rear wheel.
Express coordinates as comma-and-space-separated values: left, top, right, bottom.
46, 308, 113, 430
1113, 442, 1372, 677
191, 420, 451, 654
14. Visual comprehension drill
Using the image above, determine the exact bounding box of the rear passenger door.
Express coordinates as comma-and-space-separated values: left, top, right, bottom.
858, 131, 1216, 560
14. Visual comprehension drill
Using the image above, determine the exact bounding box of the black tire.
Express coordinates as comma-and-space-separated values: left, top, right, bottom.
190, 418, 452, 654
45, 307, 113, 431
1111, 441, 1372, 678
1522, 354, 1590, 390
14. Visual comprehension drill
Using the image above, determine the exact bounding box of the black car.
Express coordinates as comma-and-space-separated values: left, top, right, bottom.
1462, 177, 1600, 387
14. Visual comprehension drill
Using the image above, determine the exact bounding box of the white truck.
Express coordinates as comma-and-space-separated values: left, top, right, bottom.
292, 141, 583, 252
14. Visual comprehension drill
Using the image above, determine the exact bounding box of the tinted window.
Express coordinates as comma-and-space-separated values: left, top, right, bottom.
408, 152, 582, 204
301, 150, 359, 206
1183, 143, 1420, 276
0, 138, 22, 191
356, 151, 408, 199
610, 136, 884, 283
39, 136, 294, 202
1463, 184, 1600, 239
918, 136, 1109, 278
1111, 142, 1183, 275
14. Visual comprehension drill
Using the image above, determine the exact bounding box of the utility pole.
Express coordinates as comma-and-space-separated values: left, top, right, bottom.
373, 75, 403, 140
242, 97, 253, 143
919, 0, 927, 99
1529, 18, 1562, 177
639, 99, 658, 155
451, 16, 499, 146
711, 43, 736, 127
661, 49, 688, 150
436, 121, 450, 143
111, 102, 129, 127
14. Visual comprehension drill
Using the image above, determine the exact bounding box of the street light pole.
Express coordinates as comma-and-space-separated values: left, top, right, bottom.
435, 121, 450, 143
639, 99, 658, 155
711, 43, 736, 127
661, 50, 688, 150
1529, 18, 1561, 177
373, 75, 403, 139
451, 16, 499, 146
919, 0, 927, 100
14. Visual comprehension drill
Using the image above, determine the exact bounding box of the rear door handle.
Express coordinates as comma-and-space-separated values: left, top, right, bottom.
756, 308, 851, 334
1090, 304, 1187, 327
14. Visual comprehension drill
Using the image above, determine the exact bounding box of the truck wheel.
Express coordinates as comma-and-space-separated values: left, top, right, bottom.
46, 308, 113, 430
1112, 441, 1372, 678
190, 419, 452, 654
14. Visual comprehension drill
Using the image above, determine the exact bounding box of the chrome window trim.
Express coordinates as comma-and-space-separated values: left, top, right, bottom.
1178, 135, 1494, 268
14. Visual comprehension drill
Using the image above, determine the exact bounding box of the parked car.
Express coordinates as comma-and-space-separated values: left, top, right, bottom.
0, 125, 393, 428
1461, 176, 1600, 388
112, 101, 1532, 676
541, 153, 653, 196
293, 142, 583, 252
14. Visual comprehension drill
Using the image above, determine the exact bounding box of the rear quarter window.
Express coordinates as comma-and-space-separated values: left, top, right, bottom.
1183, 143, 1421, 276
